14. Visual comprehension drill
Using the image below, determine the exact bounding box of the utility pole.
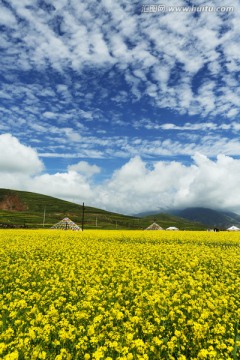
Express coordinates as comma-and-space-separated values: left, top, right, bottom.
82, 202, 85, 231
43, 207, 46, 227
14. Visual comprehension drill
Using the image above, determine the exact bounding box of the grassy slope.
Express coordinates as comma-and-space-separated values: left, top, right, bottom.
0, 189, 206, 230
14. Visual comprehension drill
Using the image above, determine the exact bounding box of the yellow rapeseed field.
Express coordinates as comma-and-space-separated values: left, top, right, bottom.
0, 229, 239, 360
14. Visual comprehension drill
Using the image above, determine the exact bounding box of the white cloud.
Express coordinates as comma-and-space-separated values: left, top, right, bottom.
133, 119, 240, 135
63, 128, 81, 142
1, 134, 240, 215
0, 6, 16, 27
30, 171, 94, 202
1, 0, 240, 119
0, 134, 44, 174
93, 154, 240, 214
43, 111, 57, 119
68, 161, 100, 177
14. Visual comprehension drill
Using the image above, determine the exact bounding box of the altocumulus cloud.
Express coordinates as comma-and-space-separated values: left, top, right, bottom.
1, 0, 240, 119
1, 134, 240, 214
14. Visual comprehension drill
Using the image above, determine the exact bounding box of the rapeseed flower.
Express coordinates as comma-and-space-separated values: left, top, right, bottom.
0, 229, 239, 359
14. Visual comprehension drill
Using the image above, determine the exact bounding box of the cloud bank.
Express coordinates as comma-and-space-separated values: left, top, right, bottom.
1, 134, 240, 215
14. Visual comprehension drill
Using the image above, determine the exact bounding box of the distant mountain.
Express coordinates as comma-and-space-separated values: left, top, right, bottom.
134, 210, 163, 218
167, 207, 240, 229
141, 212, 206, 230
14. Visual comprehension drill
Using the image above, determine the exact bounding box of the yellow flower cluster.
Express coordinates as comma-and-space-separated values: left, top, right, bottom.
0, 229, 239, 359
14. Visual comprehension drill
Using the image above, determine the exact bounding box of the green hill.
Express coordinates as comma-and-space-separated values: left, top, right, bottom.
0, 189, 206, 230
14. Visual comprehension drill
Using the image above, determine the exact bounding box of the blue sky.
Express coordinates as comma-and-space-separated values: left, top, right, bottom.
1, 0, 240, 214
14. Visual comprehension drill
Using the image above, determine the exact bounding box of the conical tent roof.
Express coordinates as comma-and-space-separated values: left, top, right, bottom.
51, 217, 81, 231
145, 222, 163, 230
227, 225, 240, 231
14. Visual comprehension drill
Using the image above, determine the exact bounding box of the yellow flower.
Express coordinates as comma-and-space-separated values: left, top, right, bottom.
0, 343, 7, 356
197, 349, 209, 358
4, 350, 19, 360
1, 229, 240, 360
126, 354, 133, 360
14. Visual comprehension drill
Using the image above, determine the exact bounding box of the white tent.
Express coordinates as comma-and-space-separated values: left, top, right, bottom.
145, 222, 163, 230
51, 217, 82, 231
166, 226, 179, 231
227, 225, 240, 231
